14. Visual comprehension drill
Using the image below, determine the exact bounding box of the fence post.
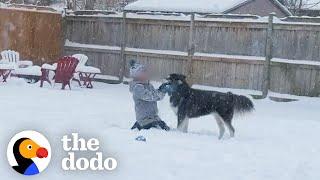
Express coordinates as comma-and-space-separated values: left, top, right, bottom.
262, 13, 275, 98
119, 11, 127, 82
187, 13, 195, 85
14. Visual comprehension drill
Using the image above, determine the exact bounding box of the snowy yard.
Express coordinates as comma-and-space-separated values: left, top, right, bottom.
0, 78, 319, 180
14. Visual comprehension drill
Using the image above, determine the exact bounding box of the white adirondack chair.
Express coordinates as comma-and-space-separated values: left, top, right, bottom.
72, 54, 101, 88
0, 50, 41, 78
72, 53, 101, 77
46, 54, 89, 72
0, 50, 33, 68
72, 54, 88, 67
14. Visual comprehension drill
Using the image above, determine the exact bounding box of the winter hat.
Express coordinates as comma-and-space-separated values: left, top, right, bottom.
129, 60, 147, 78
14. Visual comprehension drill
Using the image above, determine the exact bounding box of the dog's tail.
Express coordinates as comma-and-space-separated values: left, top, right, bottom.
230, 93, 254, 114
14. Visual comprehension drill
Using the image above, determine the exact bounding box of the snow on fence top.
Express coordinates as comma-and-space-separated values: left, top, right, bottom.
66, 11, 320, 26
0, 4, 62, 14
0, 2, 7, 8
124, 0, 248, 13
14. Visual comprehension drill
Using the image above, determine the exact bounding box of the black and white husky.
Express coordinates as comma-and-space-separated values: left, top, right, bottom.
164, 74, 254, 139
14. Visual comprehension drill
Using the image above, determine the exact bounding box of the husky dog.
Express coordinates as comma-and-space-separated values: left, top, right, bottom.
163, 74, 254, 139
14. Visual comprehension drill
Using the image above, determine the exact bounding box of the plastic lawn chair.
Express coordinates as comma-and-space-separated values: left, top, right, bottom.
40, 56, 79, 90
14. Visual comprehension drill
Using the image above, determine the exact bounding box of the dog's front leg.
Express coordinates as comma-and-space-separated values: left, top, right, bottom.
177, 112, 189, 133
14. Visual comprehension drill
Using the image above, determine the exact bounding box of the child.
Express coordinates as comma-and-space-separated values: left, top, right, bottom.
129, 60, 170, 131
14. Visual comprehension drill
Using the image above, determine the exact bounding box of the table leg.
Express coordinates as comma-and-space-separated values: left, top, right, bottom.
79, 72, 96, 88
40, 69, 52, 87
73, 78, 82, 87
0, 70, 12, 82
79, 72, 86, 87
86, 73, 96, 88
83, 73, 88, 87
0, 70, 4, 82
84, 73, 91, 88
3, 70, 12, 82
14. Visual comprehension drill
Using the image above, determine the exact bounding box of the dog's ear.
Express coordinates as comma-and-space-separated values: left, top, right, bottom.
178, 74, 186, 80
166, 74, 177, 81
167, 74, 186, 80
166, 74, 172, 80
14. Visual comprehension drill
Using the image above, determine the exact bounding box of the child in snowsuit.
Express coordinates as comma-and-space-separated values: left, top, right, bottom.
129, 60, 170, 131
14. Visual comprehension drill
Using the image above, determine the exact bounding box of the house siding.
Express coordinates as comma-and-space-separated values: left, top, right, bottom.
228, 0, 287, 17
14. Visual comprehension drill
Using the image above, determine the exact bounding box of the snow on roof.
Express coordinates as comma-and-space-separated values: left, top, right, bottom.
124, 0, 249, 13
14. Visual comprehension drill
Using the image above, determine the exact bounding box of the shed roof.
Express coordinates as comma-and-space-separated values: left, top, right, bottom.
125, 0, 292, 15
124, 0, 249, 13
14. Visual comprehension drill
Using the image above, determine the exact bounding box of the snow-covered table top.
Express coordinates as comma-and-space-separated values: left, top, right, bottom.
0, 63, 15, 70
42, 64, 101, 74
13, 65, 42, 76
41, 63, 57, 71
76, 66, 101, 74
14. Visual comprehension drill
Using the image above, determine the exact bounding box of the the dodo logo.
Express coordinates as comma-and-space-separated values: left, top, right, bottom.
7, 130, 51, 176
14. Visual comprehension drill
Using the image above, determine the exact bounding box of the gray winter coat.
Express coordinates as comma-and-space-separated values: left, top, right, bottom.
129, 81, 165, 126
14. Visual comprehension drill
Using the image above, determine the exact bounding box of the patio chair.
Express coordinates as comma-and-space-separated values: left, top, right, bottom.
72, 54, 88, 66
0, 50, 33, 68
0, 50, 41, 82
72, 54, 88, 86
40, 56, 79, 90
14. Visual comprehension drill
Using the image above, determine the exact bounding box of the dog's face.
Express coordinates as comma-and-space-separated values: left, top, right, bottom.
164, 74, 187, 95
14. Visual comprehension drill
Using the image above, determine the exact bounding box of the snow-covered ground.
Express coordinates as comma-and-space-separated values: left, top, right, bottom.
0, 78, 319, 180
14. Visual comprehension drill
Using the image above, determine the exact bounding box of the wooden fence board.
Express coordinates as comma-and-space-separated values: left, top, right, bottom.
64, 15, 320, 62
0, 8, 62, 64
63, 14, 320, 96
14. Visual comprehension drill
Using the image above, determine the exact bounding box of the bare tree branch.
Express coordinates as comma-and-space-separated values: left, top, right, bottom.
283, 0, 320, 15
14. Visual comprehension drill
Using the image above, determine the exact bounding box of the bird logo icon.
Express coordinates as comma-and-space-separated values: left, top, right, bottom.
7, 131, 51, 176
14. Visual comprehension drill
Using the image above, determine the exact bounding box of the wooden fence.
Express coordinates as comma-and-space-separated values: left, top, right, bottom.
64, 12, 320, 97
0, 7, 63, 64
